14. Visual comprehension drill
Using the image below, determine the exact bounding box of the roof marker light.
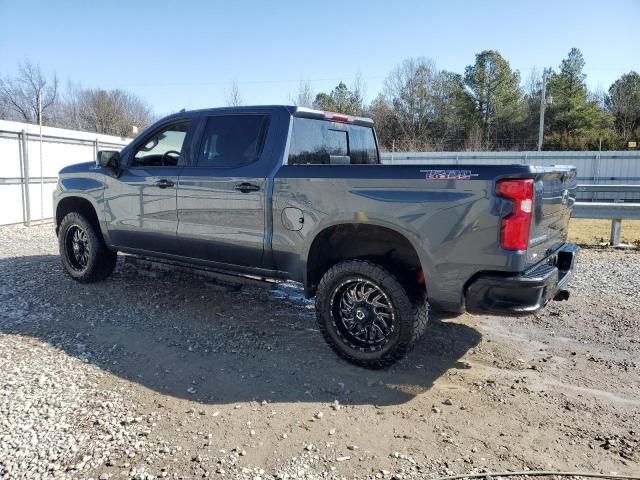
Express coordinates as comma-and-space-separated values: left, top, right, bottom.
324, 112, 352, 123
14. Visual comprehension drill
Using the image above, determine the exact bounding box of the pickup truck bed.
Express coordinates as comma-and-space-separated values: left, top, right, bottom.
53, 105, 578, 368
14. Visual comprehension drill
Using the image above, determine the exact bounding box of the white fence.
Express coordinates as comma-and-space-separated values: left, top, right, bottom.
0, 120, 130, 225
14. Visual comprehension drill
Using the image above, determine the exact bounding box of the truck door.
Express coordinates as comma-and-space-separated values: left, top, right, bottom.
104, 120, 195, 254
176, 113, 271, 267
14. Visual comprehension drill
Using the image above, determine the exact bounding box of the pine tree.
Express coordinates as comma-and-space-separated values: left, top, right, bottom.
545, 48, 615, 150
313, 81, 364, 116
463, 50, 526, 149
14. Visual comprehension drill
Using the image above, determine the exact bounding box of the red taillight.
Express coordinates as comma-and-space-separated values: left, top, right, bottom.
324, 112, 352, 123
496, 179, 534, 251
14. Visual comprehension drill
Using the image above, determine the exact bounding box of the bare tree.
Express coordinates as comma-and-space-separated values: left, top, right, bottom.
607, 71, 640, 142
367, 94, 398, 151
589, 84, 608, 110
524, 67, 543, 100
66, 88, 153, 137
0, 61, 58, 124
465, 124, 483, 151
383, 57, 440, 149
288, 80, 314, 107
0, 95, 9, 120
351, 71, 366, 113
225, 80, 244, 107
57, 79, 83, 130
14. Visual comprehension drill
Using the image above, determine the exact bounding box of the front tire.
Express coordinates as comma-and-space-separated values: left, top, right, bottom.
315, 260, 428, 369
58, 212, 117, 282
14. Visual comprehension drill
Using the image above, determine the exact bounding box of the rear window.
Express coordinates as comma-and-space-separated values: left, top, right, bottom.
288, 117, 378, 165
197, 114, 269, 168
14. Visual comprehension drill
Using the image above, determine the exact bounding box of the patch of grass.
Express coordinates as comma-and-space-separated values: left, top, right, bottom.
568, 218, 640, 245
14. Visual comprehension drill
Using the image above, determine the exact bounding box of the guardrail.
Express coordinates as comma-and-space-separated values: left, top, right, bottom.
576, 184, 640, 194
573, 185, 640, 246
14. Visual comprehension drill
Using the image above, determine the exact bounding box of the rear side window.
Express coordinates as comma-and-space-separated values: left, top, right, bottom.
197, 115, 269, 167
288, 117, 378, 165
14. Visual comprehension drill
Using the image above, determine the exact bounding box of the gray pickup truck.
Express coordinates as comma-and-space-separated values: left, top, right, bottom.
53, 105, 578, 368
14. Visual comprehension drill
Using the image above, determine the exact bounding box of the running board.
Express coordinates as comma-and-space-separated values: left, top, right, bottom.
122, 254, 279, 290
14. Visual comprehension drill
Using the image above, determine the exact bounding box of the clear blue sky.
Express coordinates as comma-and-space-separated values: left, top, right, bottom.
1, 0, 638, 114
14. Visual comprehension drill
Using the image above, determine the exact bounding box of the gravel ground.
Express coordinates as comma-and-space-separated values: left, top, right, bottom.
0, 224, 638, 479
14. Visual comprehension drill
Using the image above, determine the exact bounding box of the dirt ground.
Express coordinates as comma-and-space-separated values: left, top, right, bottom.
568, 219, 640, 245
0, 225, 638, 479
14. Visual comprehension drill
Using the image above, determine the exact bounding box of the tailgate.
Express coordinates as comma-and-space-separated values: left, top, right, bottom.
526, 167, 577, 265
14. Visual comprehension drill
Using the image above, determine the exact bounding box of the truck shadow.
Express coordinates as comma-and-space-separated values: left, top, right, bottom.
0, 254, 481, 407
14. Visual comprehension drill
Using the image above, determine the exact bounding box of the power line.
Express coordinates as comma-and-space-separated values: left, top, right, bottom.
117, 75, 388, 89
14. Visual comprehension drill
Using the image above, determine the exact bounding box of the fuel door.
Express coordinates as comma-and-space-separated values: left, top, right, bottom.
281, 207, 304, 231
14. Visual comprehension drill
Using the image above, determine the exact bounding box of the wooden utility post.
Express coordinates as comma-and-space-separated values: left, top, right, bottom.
537, 70, 548, 152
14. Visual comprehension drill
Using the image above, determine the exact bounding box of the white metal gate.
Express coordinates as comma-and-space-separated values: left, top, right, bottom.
0, 120, 130, 226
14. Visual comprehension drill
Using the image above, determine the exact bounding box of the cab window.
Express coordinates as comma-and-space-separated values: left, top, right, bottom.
197, 115, 269, 168
131, 122, 190, 167
288, 117, 379, 165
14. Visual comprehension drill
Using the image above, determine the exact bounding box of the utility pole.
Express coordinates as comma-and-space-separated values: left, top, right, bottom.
38, 95, 44, 226
537, 69, 548, 152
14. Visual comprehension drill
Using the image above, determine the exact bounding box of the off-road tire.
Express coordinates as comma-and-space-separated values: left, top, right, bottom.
315, 260, 429, 369
58, 212, 117, 282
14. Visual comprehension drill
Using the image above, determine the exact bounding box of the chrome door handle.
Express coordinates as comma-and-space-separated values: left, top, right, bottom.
234, 182, 260, 193
155, 179, 175, 189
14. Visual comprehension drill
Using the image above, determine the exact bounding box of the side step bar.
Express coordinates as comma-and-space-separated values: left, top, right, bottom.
122, 254, 279, 290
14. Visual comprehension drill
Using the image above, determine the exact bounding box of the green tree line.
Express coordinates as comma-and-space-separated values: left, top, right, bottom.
3, 49, 639, 150
308, 48, 639, 152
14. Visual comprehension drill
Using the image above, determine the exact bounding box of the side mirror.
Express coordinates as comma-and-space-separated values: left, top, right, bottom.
97, 150, 120, 170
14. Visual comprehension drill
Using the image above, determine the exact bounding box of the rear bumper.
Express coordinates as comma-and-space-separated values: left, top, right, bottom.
466, 243, 579, 316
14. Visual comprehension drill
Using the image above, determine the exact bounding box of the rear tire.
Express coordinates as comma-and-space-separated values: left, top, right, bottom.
315, 260, 428, 369
58, 212, 117, 283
